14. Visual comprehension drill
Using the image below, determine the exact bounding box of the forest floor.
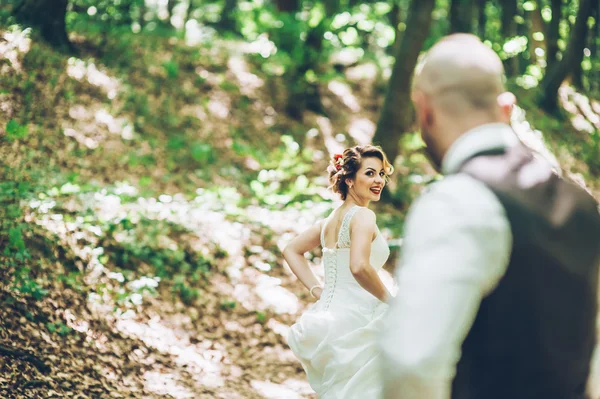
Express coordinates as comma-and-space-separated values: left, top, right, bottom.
1, 25, 600, 399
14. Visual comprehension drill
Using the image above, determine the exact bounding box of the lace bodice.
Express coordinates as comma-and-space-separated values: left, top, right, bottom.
318, 205, 390, 310
320, 205, 362, 250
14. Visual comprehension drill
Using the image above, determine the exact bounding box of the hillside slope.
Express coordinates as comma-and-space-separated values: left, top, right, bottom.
1, 24, 599, 398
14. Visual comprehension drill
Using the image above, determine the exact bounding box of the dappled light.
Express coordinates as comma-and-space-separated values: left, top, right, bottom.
228, 55, 265, 96
315, 115, 345, 155
328, 80, 361, 112
0, 26, 31, 73
251, 379, 313, 398
2, 0, 600, 398
348, 117, 376, 144
510, 104, 560, 172
67, 58, 121, 99
143, 371, 195, 399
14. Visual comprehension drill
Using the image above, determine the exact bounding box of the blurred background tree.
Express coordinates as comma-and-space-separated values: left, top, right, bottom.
3, 0, 599, 203
8, 0, 598, 123
0, 1, 599, 396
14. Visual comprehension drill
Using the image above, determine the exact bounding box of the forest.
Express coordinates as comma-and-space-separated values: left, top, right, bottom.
0, 0, 599, 397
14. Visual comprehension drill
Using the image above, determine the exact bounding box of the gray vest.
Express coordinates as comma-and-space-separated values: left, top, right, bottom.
451, 145, 600, 399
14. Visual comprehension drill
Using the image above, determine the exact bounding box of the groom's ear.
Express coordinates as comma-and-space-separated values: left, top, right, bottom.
412, 90, 431, 125
497, 91, 516, 123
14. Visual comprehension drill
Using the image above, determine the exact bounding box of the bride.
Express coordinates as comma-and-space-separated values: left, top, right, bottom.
284, 145, 394, 398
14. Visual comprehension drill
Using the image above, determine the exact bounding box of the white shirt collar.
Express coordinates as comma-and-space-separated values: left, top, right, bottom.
441, 123, 519, 175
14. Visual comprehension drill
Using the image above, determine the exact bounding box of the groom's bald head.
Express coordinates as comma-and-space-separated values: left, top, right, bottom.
412, 33, 506, 115
410, 34, 515, 171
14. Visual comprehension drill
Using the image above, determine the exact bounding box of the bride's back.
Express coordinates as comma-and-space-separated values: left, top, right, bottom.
321, 205, 377, 250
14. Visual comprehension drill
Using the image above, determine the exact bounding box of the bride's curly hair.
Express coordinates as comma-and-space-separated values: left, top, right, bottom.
328, 145, 394, 200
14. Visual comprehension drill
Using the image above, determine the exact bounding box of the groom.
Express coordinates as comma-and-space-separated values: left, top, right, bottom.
380, 34, 600, 399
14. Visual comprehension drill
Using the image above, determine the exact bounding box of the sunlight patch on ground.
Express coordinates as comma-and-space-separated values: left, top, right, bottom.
243, 202, 333, 236
143, 370, 195, 399
255, 275, 299, 314
231, 268, 301, 314
561, 87, 600, 131
266, 318, 290, 338
345, 62, 378, 82
348, 117, 376, 145
239, 34, 278, 58
65, 104, 135, 147
510, 105, 560, 172
94, 109, 135, 140
116, 316, 226, 388
571, 114, 595, 134
251, 379, 314, 398
64, 126, 100, 149
67, 58, 121, 99
0, 27, 31, 73
208, 93, 231, 119
184, 20, 216, 46
315, 115, 345, 155
181, 104, 208, 121
328, 80, 361, 112
330, 47, 364, 68
228, 55, 264, 96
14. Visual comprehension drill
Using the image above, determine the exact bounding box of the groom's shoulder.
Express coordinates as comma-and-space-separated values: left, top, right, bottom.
416, 173, 499, 207
421, 173, 484, 195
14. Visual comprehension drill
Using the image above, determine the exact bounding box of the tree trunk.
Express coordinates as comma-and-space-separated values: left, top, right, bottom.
501, 0, 519, 75
450, 0, 474, 33
476, 0, 487, 39
572, 0, 597, 90
219, 0, 237, 31
526, 0, 546, 66
593, 0, 600, 92
275, 0, 300, 13
120, 1, 134, 26
167, 0, 177, 22
540, 0, 594, 113
185, 0, 194, 23
546, 0, 562, 70
138, 0, 148, 27
13, 0, 72, 51
570, 12, 592, 90
388, 1, 403, 55
372, 0, 436, 163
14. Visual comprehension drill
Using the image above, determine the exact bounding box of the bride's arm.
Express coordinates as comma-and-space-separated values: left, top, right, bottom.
349, 208, 392, 303
283, 222, 324, 299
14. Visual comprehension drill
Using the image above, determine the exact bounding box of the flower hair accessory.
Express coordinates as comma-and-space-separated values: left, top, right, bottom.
327, 153, 344, 174
333, 154, 344, 170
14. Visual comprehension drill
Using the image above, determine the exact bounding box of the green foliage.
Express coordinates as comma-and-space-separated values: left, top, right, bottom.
583, 129, 600, 175
190, 142, 215, 164
163, 60, 180, 79
13, 267, 47, 300
172, 274, 201, 305
4, 120, 28, 142
249, 135, 322, 207
57, 272, 84, 291
46, 321, 72, 336
383, 132, 436, 211
255, 311, 267, 323
0, 166, 44, 300
101, 214, 213, 304
68, 0, 140, 29
220, 298, 237, 311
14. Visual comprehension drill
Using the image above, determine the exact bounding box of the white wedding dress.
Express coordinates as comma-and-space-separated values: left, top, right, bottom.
288, 205, 390, 398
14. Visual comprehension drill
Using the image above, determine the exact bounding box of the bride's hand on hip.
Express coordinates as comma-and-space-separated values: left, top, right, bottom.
310, 286, 323, 300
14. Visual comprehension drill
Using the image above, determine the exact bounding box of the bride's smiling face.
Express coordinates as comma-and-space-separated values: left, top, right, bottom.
346, 157, 386, 203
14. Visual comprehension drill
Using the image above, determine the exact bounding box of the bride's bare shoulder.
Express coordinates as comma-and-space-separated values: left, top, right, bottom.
352, 207, 376, 227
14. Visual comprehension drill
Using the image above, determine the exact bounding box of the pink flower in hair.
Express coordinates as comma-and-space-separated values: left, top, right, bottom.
333, 154, 344, 170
